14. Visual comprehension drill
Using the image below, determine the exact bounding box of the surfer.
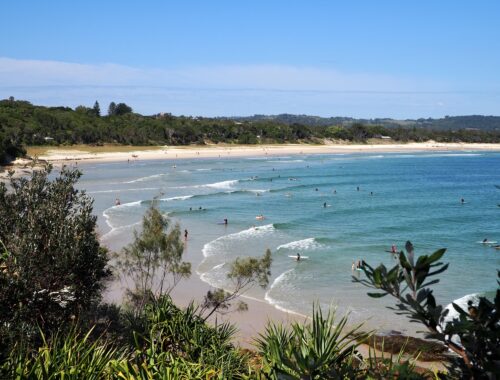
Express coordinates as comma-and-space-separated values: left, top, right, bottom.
323, 202, 327, 208
184, 229, 188, 240
296, 253, 301, 261
357, 186, 360, 191
461, 198, 465, 204
115, 198, 121, 206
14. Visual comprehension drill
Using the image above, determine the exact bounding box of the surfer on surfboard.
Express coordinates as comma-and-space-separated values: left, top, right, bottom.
296, 253, 301, 261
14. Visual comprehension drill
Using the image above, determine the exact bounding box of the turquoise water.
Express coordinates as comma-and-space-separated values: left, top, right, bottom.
79, 151, 500, 334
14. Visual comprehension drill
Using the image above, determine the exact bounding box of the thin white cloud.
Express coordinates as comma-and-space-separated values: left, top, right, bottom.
2, 57, 497, 118
0, 57, 435, 92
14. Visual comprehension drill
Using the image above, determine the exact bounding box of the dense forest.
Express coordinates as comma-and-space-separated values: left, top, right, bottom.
1, 97, 499, 164
229, 113, 500, 130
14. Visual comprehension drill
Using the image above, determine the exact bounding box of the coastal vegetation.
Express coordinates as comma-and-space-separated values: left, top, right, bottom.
1, 166, 498, 378
355, 241, 500, 378
1, 97, 499, 165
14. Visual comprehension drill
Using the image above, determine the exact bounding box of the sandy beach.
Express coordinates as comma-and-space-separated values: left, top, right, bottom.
25, 142, 500, 164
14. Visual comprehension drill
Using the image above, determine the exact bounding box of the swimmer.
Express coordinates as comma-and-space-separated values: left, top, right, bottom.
357, 186, 360, 191
315, 188, 319, 191
115, 198, 121, 206
333, 189, 337, 194
370, 191, 373, 196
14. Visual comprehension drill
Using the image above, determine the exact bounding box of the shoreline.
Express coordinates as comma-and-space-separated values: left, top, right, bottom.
28, 142, 500, 163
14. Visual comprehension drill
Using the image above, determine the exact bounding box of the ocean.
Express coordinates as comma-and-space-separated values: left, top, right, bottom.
78, 151, 500, 335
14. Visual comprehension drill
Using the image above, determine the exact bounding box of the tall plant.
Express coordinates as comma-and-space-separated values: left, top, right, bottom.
255, 305, 368, 379
115, 205, 191, 309
200, 249, 272, 321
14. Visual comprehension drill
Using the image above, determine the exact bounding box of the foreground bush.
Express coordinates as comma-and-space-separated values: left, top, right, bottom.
256, 305, 369, 379
0, 295, 251, 379
0, 166, 110, 355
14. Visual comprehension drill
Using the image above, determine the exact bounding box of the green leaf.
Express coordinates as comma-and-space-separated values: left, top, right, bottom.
367, 292, 388, 298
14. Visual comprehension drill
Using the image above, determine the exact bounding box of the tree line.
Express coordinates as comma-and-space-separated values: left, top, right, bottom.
1, 97, 499, 164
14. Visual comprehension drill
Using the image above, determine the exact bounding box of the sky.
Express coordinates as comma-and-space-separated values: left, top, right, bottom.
1, 1, 499, 118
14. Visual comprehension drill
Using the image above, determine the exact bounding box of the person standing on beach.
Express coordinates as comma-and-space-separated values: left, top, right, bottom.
184, 229, 188, 240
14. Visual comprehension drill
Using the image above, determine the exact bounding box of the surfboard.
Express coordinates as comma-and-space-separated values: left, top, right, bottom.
288, 255, 309, 259
477, 241, 497, 244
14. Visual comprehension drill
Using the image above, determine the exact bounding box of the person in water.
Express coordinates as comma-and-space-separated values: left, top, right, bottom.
461, 198, 465, 204
115, 198, 121, 206
296, 253, 301, 261
224, 218, 228, 225
391, 244, 397, 253
323, 202, 327, 208
184, 229, 188, 240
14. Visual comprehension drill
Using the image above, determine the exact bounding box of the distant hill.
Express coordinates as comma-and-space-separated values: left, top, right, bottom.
225, 114, 500, 131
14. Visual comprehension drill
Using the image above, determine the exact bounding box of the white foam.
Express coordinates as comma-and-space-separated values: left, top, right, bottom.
175, 179, 239, 190
439, 293, 481, 347
88, 187, 157, 194
277, 238, 321, 251
268, 159, 305, 163
248, 189, 269, 194
101, 221, 141, 241
202, 224, 275, 257
205, 180, 239, 189
102, 200, 143, 229
160, 195, 194, 202
123, 173, 167, 184
264, 269, 305, 316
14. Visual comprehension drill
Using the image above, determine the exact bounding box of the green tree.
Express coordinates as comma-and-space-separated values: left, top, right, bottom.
200, 249, 272, 321
114, 102, 133, 116
108, 101, 116, 116
93, 101, 101, 117
0, 166, 110, 349
115, 205, 191, 309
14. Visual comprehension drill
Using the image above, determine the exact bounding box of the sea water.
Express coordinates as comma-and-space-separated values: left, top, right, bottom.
77, 151, 500, 334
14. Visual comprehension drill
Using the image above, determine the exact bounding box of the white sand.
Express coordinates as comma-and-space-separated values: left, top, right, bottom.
29, 142, 500, 164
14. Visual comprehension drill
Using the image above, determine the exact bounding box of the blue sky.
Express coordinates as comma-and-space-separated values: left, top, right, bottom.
1, 1, 499, 118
